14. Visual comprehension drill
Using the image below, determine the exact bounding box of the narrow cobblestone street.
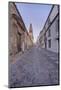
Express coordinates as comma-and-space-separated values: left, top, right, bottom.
9, 46, 59, 87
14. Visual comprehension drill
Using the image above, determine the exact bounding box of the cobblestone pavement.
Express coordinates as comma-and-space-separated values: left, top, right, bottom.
9, 46, 59, 88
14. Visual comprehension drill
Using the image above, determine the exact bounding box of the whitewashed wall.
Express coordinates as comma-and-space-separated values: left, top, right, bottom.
46, 15, 59, 53
50, 6, 58, 22
38, 5, 59, 53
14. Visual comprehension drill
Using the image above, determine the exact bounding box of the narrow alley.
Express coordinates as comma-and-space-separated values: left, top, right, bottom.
9, 46, 59, 87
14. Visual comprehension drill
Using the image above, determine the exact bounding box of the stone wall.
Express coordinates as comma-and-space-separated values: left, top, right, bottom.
9, 2, 33, 57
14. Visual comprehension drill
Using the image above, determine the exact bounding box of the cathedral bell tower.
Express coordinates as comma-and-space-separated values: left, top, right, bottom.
29, 24, 34, 42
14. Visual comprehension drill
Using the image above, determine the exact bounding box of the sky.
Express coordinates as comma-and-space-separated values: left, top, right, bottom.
16, 3, 52, 43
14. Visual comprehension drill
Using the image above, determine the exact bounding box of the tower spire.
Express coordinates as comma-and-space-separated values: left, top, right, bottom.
29, 23, 34, 43
29, 23, 33, 33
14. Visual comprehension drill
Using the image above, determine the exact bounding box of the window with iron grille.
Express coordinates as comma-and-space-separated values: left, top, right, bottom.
48, 39, 51, 48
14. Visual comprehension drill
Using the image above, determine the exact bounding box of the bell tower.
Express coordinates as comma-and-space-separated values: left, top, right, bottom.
29, 24, 34, 42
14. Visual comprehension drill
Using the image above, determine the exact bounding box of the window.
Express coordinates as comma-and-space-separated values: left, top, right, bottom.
56, 19, 59, 33
55, 19, 59, 40
48, 39, 51, 48
48, 29, 51, 37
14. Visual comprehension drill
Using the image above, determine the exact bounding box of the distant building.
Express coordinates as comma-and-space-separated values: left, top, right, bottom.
38, 28, 46, 48
24, 30, 33, 49
37, 5, 59, 53
9, 2, 33, 56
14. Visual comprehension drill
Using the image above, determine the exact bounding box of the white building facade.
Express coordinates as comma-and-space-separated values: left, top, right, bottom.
38, 5, 59, 53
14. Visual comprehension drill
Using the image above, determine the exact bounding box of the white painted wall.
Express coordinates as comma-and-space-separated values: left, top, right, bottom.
38, 5, 59, 53
45, 5, 58, 33
46, 16, 59, 53
50, 6, 58, 22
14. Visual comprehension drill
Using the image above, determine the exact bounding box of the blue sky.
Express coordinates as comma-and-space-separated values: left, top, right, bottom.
16, 3, 52, 42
